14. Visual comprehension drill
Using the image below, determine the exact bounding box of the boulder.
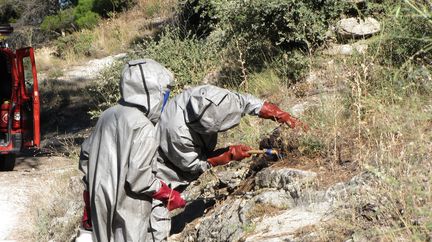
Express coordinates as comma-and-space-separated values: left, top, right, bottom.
336, 17, 380, 39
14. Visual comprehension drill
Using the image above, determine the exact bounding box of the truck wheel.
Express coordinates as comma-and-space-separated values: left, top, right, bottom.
0, 154, 15, 171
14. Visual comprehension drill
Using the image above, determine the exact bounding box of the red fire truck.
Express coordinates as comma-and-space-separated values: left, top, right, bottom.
0, 24, 40, 171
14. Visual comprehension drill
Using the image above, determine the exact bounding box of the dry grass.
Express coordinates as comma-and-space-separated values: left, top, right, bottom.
31, 166, 83, 242
222, 47, 431, 241
300, 52, 432, 241
246, 203, 284, 220
37, 0, 177, 69
89, 0, 177, 58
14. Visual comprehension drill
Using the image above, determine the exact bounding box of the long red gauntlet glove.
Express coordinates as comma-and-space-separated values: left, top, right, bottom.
259, 101, 308, 131
207, 145, 252, 166
152, 181, 186, 211
82, 190, 92, 230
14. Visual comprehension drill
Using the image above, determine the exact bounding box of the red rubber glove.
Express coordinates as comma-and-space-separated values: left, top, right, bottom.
207, 145, 252, 166
259, 101, 308, 131
152, 181, 186, 211
82, 190, 92, 230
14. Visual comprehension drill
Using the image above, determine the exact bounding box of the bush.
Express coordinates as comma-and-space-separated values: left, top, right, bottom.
0, 1, 21, 23
177, 0, 352, 84
371, 1, 432, 67
55, 31, 95, 57
92, 0, 135, 16
88, 61, 123, 118
270, 50, 310, 85
182, 0, 350, 51
133, 28, 220, 90
40, 8, 75, 32
366, 1, 432, 98
74, 0, 101, 29
75, 10, 100, 29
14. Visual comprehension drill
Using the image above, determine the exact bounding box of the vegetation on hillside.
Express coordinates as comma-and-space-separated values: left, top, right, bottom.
30, 0, 432, 241
90, 0, 432, 240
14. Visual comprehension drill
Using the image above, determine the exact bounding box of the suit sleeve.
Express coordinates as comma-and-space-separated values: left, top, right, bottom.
236, 92, 265, 116
125, 125, 161, 196
162, 125, 211, 174
78, 137, 91, 191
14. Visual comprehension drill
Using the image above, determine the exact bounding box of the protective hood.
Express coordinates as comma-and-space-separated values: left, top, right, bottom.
183, 85, 247, 134
120, 59, 174, 123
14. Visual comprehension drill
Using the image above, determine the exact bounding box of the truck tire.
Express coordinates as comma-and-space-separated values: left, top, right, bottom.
0, 154, 15, 171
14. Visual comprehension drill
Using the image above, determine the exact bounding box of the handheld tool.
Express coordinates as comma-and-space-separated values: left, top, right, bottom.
247, 149, 279, 156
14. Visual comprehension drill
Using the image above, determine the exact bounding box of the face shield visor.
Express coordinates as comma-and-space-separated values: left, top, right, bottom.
161, 88, 171, 113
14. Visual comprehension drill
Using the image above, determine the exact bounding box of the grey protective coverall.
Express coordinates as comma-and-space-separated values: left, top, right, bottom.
79, 59, 174, 242
151, 85, 264, 240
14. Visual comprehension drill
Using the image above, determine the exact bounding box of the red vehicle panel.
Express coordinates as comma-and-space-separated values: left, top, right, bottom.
0, 24, 40, 171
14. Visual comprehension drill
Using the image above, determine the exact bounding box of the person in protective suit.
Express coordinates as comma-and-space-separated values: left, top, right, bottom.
78, 59, 186, 242
150, 84, 307, 240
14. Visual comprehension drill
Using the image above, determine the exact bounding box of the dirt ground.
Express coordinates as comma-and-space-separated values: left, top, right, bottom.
0, 155, 76, 241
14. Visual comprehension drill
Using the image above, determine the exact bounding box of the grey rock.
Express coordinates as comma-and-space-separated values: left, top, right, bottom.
215, 164, 249, 190
255, 168, 317, 190
193, 198, 252, 242
244, 202, 331, 242
324, 43, 368, 55
254, 190, 295, 209
290, 102, 310, 117
336, 17, 380, 38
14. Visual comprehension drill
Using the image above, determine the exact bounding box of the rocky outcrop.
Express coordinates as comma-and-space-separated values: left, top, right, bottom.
255, 167, 317, 190
170, 167, 373, 242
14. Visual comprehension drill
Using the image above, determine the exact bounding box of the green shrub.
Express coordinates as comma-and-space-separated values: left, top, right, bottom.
371, 1, 432, 67
92, 0, 135, 16
55, 31, 95, 57
269, 50, 309, 85
366, 1, 432, 99
75, 10, 100, 29
88, 61, 123, 118
133, 28, 220, 90
41, 0, 100, 33
40, 8, 75, 32
182, 0, 350, 51
178, 0, 352, 84
74, 0, 100, 29
0, 1, 22, 23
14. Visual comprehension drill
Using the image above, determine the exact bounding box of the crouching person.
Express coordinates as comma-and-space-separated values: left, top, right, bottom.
151, 84, 308, 241
78, 59, 186, 242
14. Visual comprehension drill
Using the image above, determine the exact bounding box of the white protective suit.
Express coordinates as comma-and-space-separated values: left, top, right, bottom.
151, 85, 264, 240
79, 59, 174, 242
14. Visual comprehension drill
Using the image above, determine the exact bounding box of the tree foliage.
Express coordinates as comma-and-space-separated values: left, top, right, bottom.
182, 0, 351, 52
40, 0, 136, 33
0, 1, 21, 23
92, 0, 135, 17
40, 8, 75, 32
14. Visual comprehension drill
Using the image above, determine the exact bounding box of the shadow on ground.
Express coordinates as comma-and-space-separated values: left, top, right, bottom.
171, 199, 216, 234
